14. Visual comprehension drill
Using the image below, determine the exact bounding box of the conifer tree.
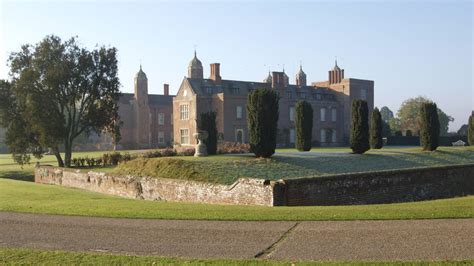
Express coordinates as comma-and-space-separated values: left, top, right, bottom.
468, 112, 474, 146
295, 101, 313, 151
370, 107, 383, 149
419, 102, 440, 151
350, 99, 370, 154
197, 111, 218, 155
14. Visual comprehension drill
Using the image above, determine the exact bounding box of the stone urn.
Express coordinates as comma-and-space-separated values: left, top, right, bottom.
193, 131, 208, 157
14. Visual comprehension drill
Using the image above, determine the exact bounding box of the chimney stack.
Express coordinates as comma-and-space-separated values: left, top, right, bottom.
210, 63, 221, 85
272, 72, 284, 89
163, 84, 169, 96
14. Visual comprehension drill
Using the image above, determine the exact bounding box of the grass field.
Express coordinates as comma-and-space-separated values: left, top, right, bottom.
1, 248, 471, 265
1, 178, 472, 221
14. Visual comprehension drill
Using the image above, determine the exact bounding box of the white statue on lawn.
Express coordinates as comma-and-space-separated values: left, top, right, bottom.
193, 131, 208, 157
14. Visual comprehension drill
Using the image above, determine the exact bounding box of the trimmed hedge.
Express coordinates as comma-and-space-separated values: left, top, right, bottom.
469, 113, 474, 146
420, 102, 440, 151
350, 99, 370, 154
370, 107, 383, 149
197, 111, 218, 155
295, 101, 313, 151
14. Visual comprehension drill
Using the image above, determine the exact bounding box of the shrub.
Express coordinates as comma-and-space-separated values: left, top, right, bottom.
469, 113, 474, 146
419, 102, 440, 151
161, 148, 177, 157
405, 130, 413, 136
370, 107, 383, 149
247, 88, 279, 158
197, 111, 218, 155
395, 131, 402, 136
295, 101, 313, 151
217, 141, 250, 154
350, 99, 370, 154
176, 147, 195, 156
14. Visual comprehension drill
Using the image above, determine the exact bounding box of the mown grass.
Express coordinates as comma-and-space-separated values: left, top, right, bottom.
113, 146, 474, 184
1, 178, 472, 221
1, 248, 472, 265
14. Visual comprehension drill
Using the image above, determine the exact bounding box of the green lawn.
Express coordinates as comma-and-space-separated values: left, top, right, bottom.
114, 146, 474, 184
1, 178, 472, 221
1, 248, 471, 265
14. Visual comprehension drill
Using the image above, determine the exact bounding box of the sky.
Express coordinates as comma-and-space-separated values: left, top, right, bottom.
1, 0, 473, 131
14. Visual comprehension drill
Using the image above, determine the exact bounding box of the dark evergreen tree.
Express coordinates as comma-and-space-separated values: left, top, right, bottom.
394, 131, 402, 136
370, 107, 383, 149
468, 113, 474, 146
350, 99, 370, 154
419, 102, 440, 151
247, 88, 279, 158
405, 130, 413, 136
197, 111, 218, 155
295, 101, 313, 151
381, 120, 391, 137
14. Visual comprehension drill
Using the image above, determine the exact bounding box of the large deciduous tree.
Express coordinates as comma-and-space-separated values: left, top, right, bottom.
468, 112, 474, 146
370, 107, 383, 149
350, 99, 370, 154
295, 100, 313, 151
247, 88, 279, 158
419, 102, 440, 151
397, 96, 453, 135
1, 35, 121, 167
197, 111, 218, 155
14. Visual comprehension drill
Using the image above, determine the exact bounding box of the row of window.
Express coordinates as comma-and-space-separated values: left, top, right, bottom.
289, 128, 337, 143
289, 107, 337, 122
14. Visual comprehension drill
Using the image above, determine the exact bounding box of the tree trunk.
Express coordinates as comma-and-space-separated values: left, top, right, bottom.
53, 147, 64, 167
64, 140, 72, 167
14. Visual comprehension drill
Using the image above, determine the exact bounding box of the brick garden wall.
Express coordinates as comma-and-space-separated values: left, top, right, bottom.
35, 164, 474, 206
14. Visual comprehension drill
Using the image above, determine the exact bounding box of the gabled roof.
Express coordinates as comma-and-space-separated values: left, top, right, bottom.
118, 92, 173, 106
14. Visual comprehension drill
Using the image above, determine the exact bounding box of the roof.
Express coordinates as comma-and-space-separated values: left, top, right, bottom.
118, 93, 173, 106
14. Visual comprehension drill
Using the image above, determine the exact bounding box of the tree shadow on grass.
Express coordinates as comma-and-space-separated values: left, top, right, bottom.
0, 171, 34, 182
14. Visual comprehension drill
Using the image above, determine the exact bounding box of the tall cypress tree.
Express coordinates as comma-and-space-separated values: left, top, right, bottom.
197, 111, 218, 155
468, 112, 474, 146
419, 102, 440, 151
247, 88, 279, 158
370, 107, 383, 149
295, 100, 313, 151
350, 99, 370, 154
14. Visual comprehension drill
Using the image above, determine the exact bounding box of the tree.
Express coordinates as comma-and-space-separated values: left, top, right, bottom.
405, 130, 413, 136
197, 111, 218, 155
247, 88, 279, 158
295, 100, 313, 151
381, 120, 391, 137
350, 99, 370, 154
397, 96, 453, 135
2, 35, 121, 167
468, 113, 474, 146
380, 106, 394, 122
370, 107, 383, 149
388, 117, 401, 135
419, 102, 440, 151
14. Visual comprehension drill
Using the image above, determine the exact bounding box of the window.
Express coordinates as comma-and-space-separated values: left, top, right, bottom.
320, 129, 326, 143
289, 107, 295, 122
332, 130, 337, 143
158, 113, 165, 125
180, 104, 189, 120
320, 108, 326, 122
158, 131, 165, 144
236, 106, 243, 119
235, 129, 244, 143
180, 129, 189, 144
170, 114, 173, 125
331, 108, 337, 122
286, 91, 292, 99
290, 128, 295, 144
206, 87, 213, 94
361, 88, 367, 100
300, 92, 306, 99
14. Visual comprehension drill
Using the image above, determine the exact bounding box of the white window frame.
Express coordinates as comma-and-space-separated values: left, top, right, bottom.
361, 88, 367, 100
320, 107, 326, 122
180, 129, 189, 144
289, 128, 295, 144
320, 129, 326, 143
332, 130, 337, 143
158, 131, 165, 144
289, 107, 295, 122
180, 104, 189, 120
158, 113, 165, 125
331, 108, 337, 122
236, 106, 243, 119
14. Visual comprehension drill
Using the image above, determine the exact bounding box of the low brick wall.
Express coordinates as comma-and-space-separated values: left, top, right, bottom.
35, 164, 474, 206
34, 165, 276, 206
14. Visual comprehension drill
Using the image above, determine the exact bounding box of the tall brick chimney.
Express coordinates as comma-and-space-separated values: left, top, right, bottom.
272, 72, 284, 89
210, 63, 221, 85
163, 84, 169, 96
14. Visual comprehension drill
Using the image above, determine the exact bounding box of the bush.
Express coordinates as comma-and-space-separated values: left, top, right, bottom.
419, 102, 440, 151
247, 88, 279, 158
350, 99, 370, 154
370, 107, 383, 149
295, 101, 313, 151
469, 113, 474, 146
176, 147, 195, 156
217, 141, 250, 154
405, 130, 413, 136
394, 131, 402, 136
197, 111, 218, 155
160, 148, 177, 157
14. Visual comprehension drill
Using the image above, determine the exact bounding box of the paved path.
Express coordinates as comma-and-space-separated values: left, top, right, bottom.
1, 212, 473, 261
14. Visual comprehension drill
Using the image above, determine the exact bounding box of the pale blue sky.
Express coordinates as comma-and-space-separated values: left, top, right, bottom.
1, 0, 472, 131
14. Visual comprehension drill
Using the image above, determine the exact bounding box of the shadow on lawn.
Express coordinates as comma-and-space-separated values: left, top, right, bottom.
0, 171, 34, 182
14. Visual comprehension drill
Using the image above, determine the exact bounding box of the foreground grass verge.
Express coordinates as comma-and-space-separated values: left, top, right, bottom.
1, 179, 472, 221
0, 248, 472, 265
